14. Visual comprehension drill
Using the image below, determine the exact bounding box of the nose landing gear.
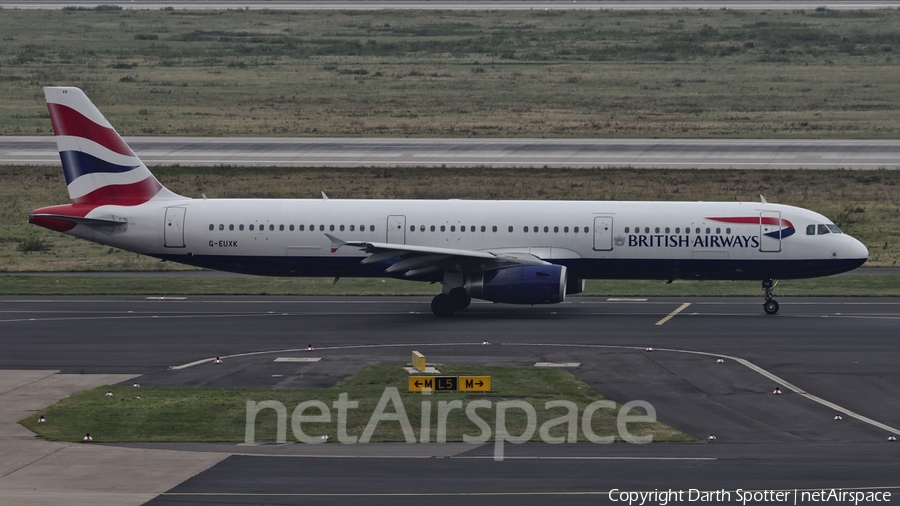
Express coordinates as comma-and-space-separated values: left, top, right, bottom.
763, 279, 779, 315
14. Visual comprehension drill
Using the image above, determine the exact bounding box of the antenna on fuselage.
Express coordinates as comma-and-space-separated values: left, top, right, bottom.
321, 191, 329, 200
760, 195, 768, 204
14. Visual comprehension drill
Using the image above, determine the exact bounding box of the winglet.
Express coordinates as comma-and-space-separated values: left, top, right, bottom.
324, 233, 345, 253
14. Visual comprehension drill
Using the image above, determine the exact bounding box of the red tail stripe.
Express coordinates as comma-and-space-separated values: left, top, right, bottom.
708, 216, 794, 228
70, 177, 162, 206
47, 103, 134, 157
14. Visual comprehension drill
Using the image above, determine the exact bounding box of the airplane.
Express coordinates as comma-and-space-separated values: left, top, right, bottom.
30, 87, 869, 316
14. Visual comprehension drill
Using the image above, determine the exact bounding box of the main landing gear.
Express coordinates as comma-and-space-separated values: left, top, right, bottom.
763, 279, 779, 315
431, 287, 471, 317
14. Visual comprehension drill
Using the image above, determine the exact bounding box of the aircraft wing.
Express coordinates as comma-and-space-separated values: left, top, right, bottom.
325, 234, 549, 276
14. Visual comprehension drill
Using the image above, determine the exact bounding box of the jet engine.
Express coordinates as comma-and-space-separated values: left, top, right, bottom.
467, 265, 567, 305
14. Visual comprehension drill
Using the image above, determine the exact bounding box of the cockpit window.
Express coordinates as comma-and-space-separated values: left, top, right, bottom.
826, 224, 842, 234
817, 224, 830, 235
806, 225, 815, 236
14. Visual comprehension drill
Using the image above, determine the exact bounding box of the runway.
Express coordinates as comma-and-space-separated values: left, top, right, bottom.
4, 136, 900, 169
1, 295, 899, 504
4, 1, 900, 10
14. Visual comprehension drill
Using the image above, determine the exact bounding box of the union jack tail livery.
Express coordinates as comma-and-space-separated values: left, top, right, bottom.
44, 87, 180, 206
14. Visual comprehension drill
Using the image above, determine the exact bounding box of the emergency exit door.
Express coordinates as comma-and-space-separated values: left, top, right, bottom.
387, 215, 406, 244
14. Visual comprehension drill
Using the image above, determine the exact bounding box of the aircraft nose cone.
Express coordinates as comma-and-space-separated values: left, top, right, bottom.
848, 236, 868, 261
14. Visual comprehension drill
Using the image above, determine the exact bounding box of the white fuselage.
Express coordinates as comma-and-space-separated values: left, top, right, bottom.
66, 198, 868, 281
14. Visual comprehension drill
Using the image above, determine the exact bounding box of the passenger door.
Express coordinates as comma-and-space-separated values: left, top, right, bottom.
164, 207, 186, 248
759, 211, 782, 253
593, 216, 613, 251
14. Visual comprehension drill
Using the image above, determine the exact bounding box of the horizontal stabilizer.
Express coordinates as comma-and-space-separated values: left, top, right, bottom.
29, 213, 126, 228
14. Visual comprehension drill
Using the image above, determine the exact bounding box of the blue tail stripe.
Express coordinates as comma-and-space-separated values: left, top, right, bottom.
59, 150, 139, 185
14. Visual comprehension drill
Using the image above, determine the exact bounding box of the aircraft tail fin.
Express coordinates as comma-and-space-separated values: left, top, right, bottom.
44, 87, 183, 206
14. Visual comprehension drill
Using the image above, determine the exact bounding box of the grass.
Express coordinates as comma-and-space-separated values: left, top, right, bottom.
2, 275, 900, 296
3, 165, 899, 273
1, 9, 899, 137
19, 364, 691, 444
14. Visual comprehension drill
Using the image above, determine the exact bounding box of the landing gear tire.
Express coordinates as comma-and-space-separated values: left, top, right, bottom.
762, 279, 779, 315
431, 293, 456, 317
449, 288, 472, 310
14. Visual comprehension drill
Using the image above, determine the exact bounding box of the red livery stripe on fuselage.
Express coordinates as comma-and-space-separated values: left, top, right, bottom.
707, 216, 795, 229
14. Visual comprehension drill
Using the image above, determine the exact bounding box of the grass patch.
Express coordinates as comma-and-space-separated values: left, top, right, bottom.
19, 365, 691, 444
0, 9, 899, 137
3, 165, 900, 272
1, 274, 899, 296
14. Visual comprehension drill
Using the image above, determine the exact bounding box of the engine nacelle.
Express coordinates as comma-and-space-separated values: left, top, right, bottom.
467, 265, 567, 305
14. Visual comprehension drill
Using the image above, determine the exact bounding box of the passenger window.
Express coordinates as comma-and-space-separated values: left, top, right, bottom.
554, 226, 559, 233
574, 227, 579, 233
249, 224, 254, 231
421, 225, 425, 232
705, 228, 710, 234
716, 228, 720, 234
665, 227, 670, 234
585, 227, 589, 233
240, 224, 244, 231
655, 227, 660, 233
726, 228, 731, 234
340, 225, 345, 231
370, 225, 375, 232
807, 225, 815, 235
696, 228, 700, 234
349, 225, 354, 231
818, 224, 830, 235
219, 224, 224, 231
269, 224, 274, 231
320, 225, 325, 231
299, 225, 304, 231
625, 227, 629, 233
329, 225, 334, 231
524, 226, 529, 233
209, 224, 214, 231
289, 225, 294, 231
564, 226, 569, 233
279, 225, 284, 231
410, 225, 415, 232
544, 226, 549, 233
441, 225, 446, 232
230, 224, 234, 231
675, 227, 679, 233
492, 226, 497, 232
644, 227, 649, 233
431, 225, 436, 232
451, 226, 456, 232
481, 226, 486, 232
460, 225, 465, 232
508, 226, 513, 233
533, 226, 539, 233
